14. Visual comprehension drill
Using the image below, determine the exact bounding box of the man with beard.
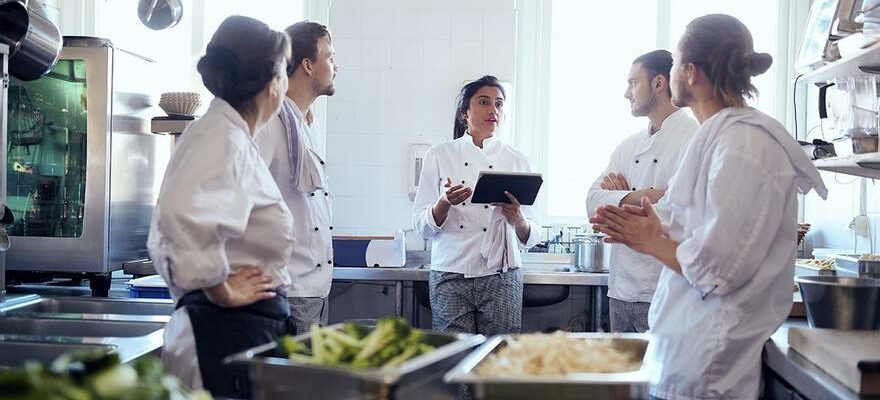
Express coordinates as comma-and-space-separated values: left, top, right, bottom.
590, 15, 827, 398
585, 50, 697, 333
256, 20, 338, 334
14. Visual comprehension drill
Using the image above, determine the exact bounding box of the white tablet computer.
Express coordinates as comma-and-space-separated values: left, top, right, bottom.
471, 171, 543, 205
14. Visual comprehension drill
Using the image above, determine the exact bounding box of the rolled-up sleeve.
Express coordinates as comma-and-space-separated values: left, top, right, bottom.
675, 146, 787, 297
412, 147, 443, 239
585, 149, 630, 217
154, 149, 254, 291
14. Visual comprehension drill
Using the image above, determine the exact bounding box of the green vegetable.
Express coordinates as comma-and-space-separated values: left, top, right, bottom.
341, 323, 370, 340
280, 335, 309, 356
323, 327, 362, 348
86, 363, 138, 397
0, 349, 211, 400
280, 317, 436, 370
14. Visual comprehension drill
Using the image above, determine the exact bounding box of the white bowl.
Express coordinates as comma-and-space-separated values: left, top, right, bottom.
159, 92, 200, 116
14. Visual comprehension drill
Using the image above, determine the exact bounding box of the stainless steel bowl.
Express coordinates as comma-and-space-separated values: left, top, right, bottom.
795, 275, 880, 330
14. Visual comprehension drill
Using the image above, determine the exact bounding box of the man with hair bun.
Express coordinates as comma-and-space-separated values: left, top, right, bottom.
590, 14, 827, 399
586, 49, 698, 333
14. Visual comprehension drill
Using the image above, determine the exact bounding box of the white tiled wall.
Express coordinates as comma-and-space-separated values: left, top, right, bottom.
325, 0, 517, 247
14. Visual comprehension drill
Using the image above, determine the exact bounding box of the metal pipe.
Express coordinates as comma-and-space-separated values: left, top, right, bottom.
0, 43, 8, 304
592, 286, 605, 332
394, 281, 403, 317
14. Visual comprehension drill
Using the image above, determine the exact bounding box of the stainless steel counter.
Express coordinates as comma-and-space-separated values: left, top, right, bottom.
125, 259, 610, 286
763, 319, 874, 400
122, 258, 610, 330
333, 264, 609, 331
332, 264, 609, 286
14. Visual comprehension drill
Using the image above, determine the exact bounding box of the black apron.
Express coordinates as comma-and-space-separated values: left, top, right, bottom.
177, 290, 295, 399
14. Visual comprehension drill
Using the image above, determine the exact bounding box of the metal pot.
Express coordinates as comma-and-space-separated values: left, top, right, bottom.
571, 234, 610, 272
0, 0, 62, 81
137, 0, 183, 31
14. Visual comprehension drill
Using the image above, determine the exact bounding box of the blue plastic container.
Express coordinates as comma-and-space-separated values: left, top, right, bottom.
129, 285, 171, 299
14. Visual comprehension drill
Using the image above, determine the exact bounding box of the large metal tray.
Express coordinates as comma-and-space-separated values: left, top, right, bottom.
445, 332, 652, 400
227, 323, 485, 400
832, 254, 880, 278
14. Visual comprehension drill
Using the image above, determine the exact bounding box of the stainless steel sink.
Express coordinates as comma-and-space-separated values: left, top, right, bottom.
0, 328, 164, 368
0, 316, 165, 337
1, 296, 174, 316
0, 341, 117, 367
0, 297, 168, 368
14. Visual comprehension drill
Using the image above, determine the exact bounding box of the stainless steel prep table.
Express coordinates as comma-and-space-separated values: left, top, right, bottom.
121, 259, 610, 331
763, 319, 878, 400
332, 264, 609, 331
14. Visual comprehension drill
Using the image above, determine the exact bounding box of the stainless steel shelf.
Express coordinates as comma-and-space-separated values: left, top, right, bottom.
801, 42, 880, 86
814, 153, 880, 179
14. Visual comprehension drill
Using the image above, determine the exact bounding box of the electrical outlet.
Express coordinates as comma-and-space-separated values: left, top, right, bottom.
854, 215, 870, 238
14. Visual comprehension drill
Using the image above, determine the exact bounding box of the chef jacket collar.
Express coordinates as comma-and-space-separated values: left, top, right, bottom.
284, 97, 305, 122
647, 108, 687, 138
632, 108, 687, 157
211, 98, 259, 146
463, 130, 500, 152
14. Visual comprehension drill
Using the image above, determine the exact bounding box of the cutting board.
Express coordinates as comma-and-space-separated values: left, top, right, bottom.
790, 291, 806, 318
788, 327, 880, 394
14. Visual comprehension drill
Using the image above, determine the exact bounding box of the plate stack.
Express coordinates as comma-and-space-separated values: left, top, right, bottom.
861, 0, 880, 47
159, 92, 201, 116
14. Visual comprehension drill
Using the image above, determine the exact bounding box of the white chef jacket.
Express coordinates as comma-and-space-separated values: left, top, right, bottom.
646, 108, 827, 400
147, 98, 295, 390
412, 134, 541, 277
256, 98, 334, 298
586, 109, 698, 302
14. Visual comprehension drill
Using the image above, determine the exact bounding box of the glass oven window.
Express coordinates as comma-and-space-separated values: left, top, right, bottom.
7, 59, 87, 237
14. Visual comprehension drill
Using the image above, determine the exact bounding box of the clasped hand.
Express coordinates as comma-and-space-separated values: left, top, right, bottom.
589, 196, 665, 255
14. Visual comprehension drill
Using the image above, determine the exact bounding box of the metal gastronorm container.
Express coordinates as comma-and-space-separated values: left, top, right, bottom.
445, 332, 652, 400
227, 323, 486, 400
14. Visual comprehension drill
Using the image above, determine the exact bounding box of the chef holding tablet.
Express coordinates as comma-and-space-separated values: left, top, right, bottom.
412, 75, 541, 336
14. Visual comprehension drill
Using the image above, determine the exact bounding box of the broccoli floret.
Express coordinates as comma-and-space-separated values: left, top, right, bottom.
311, 324, 326, 362
354, 318, 411, 363
382, 345, 419, 368
417, 343, 435, 355
86, 363, 139, 398
324, 328, 362, 349
373, 343, 400, 365
280, 335, 309, 356
291, 318, 433, 370
341, 323, 370, 340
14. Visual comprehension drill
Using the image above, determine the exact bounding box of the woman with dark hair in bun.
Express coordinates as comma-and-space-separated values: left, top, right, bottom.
590, 14, 827, 399
147, 15, 293, 398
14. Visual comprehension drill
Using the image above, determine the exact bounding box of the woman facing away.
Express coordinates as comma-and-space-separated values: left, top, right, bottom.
147, 15, 294, 399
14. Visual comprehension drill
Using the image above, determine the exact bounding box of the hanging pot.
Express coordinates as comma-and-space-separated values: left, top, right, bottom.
0, 0, 62, 81
137, 0, 183, 31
